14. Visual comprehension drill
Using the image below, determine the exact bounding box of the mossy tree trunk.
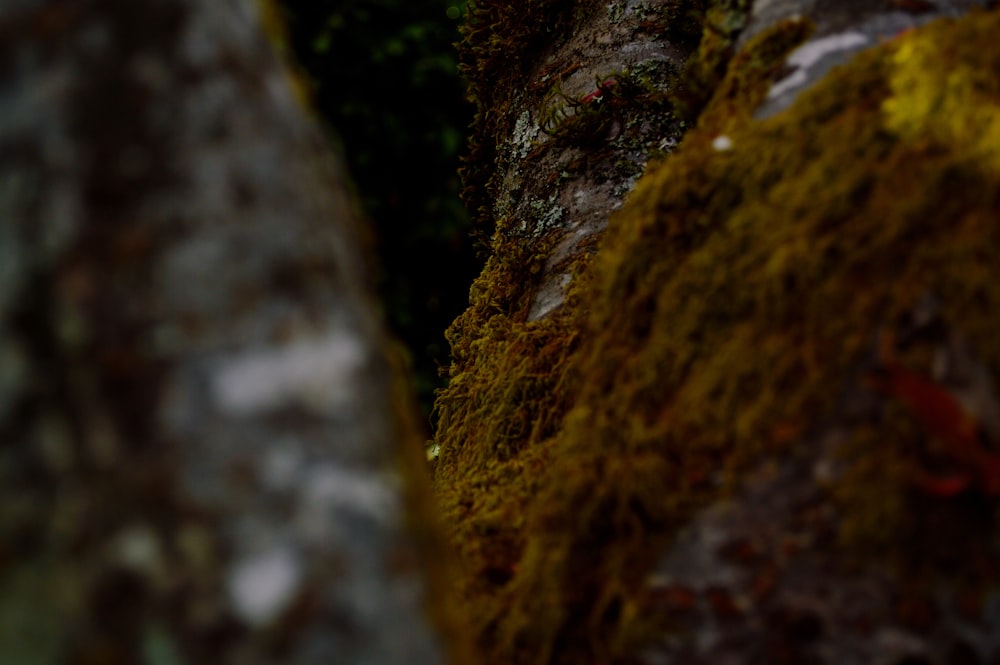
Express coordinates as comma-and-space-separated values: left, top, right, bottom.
434, 1, 1000, 663
0, 2, 448, 664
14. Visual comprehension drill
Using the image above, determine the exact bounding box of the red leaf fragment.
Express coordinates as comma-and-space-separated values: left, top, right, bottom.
870, 359, 1000, 495
580, 78, 618, 104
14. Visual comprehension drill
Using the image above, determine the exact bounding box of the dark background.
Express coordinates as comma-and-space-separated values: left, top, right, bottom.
276, 0, 478, 422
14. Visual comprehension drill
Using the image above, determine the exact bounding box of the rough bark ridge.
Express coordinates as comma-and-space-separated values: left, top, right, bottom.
0, 1, 444, 663
435, 1, 1000, 664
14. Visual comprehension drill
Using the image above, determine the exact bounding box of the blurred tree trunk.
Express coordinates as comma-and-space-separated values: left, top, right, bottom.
434, 1, 1000, 663
0, 2, 447, 664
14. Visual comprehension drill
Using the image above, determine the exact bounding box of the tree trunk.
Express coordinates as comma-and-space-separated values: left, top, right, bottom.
434, 1, 1000, 663
0, 2, 447, 663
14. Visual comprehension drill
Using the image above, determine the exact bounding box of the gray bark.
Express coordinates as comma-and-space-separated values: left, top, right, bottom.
0, 1, 440, 663
487, 0, 695, 321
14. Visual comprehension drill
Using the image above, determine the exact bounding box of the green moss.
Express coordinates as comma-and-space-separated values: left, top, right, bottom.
438, 7, 1000, 665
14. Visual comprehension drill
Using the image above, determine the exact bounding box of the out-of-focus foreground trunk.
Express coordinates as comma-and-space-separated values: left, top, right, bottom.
0, 2, 448, 663
433, 1, 1000, 663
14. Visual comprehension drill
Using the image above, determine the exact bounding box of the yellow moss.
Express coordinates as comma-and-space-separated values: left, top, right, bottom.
883, 19, 1000, 174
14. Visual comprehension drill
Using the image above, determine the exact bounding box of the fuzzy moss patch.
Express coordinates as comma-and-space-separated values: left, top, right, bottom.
432, 224, 584, 495
431, 230, 586, 660
495, 9, 1000, 663
437, 8, 1000, 664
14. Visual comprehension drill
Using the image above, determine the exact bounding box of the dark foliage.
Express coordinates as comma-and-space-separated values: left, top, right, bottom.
278, 0, 479, 419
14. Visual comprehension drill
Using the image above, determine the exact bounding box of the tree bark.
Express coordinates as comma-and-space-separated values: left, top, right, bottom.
0, 2, 445, 663
434, 1, 1000, 663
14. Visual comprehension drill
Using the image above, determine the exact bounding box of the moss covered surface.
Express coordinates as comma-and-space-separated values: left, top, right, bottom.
435, 7, 1000, 665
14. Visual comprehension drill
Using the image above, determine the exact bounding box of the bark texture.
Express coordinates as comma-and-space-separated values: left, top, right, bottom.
434, 1, 1000, 664
0, 1, 443, 663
